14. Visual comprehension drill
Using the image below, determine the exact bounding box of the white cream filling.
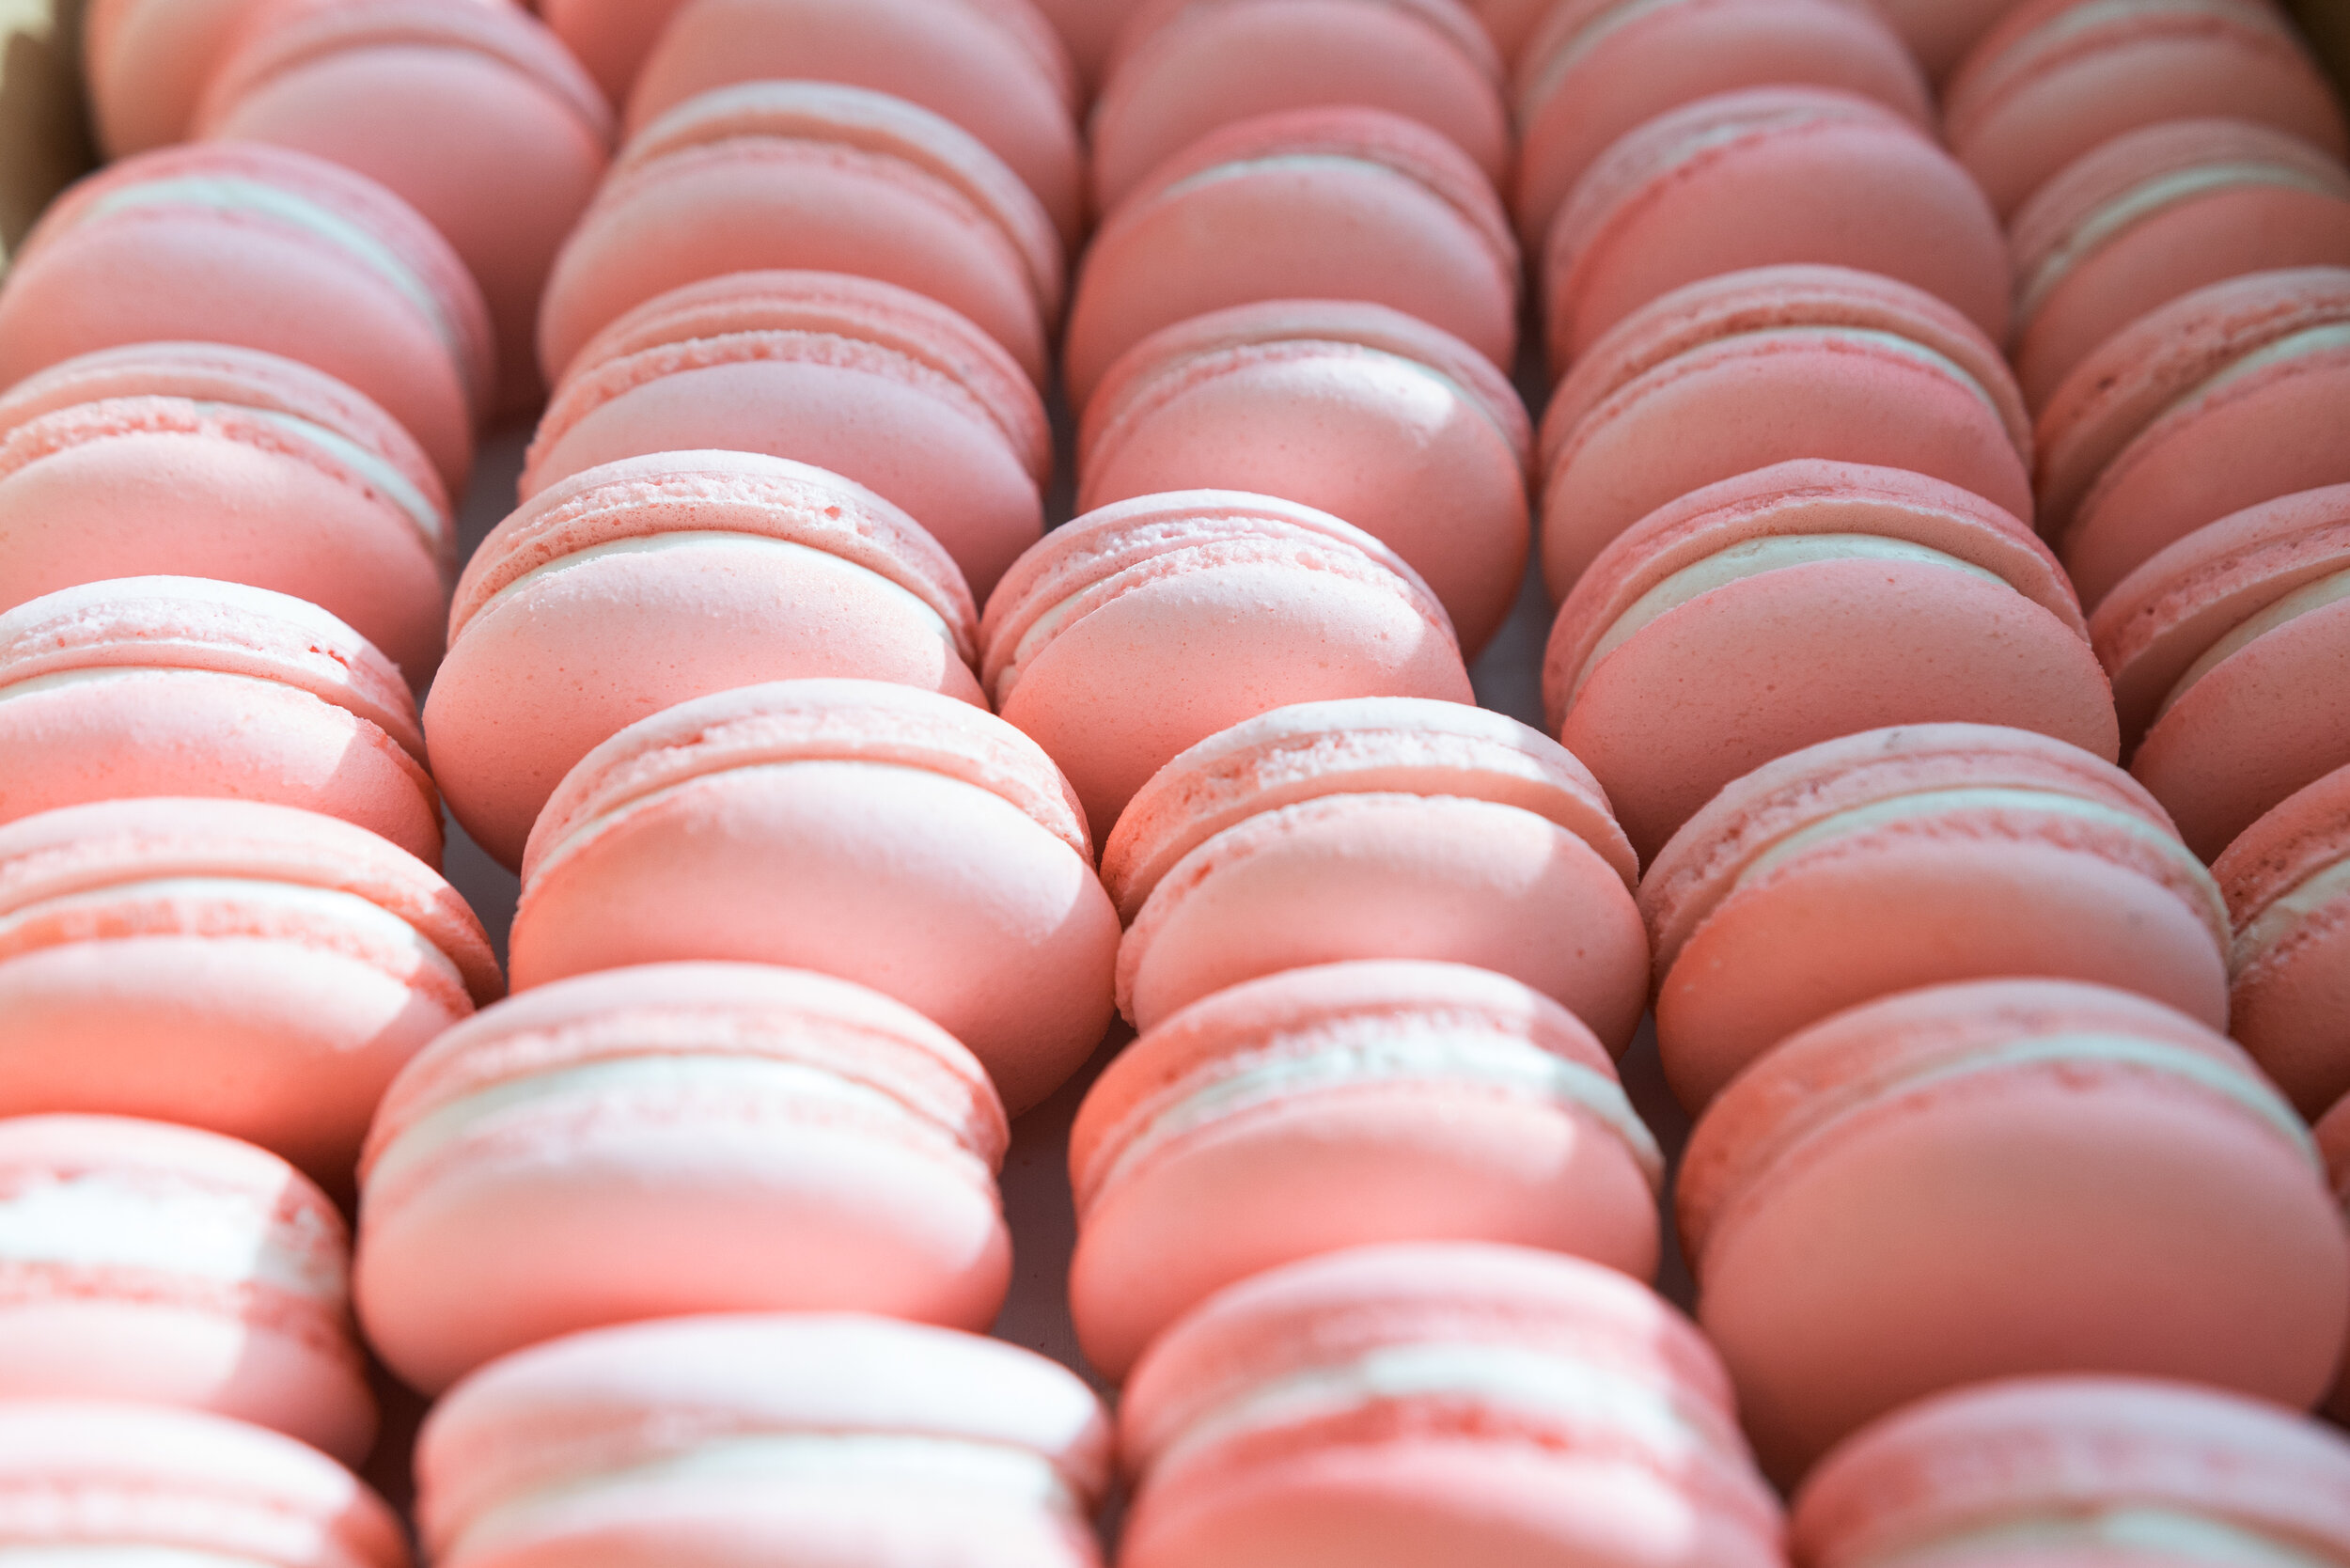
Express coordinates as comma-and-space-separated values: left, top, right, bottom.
2232, 853, 2350, 973
0, 667, 158, 702
1519, 0, 1701, 122
0, 1171, 341, 1297
1986, 0, 2280, 90
1854, 1507, 2348, 1568
2161, 321, 2350, 426
1636, 325, 2005, 420
2160, 565, 2350, 721
1149, 152, 1440, 208
190, 401, 445, 551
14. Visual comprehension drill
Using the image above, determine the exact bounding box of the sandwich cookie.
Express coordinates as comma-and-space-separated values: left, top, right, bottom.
2214, 761, 2350, 1118
83, 0, 278, 155
2321, 1094, 2350, 1422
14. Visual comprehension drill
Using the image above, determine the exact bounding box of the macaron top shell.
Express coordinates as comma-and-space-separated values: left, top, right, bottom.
2215, 759, 2350, 944
83, 0, 274, 156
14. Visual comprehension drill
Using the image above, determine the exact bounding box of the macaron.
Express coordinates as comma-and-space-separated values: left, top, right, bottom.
539, 80, 1063, 388
1543, 86, 2011, 366
2322, 1094, 2350, 1422
83, 0, 275, 156
624, 0, 1085, 248
1538, 265, 2033, 600
1078, 300, 1531, 656
1104, 698, 1648, 1045
0, 1401, 406, 1567
416, 1314, 1112, 1568
0, 343, 453, 684
0, 797, 501, 1186
1038, 0, 1152, 87
2095, 482, 2350, 859
980, 491, 1476, 842
1512, 0, 1930, 257
0, 577, 439, 864
2216, 762, 2350, 1119
2012, 118, 2350, 414
424, 450, 981, 873
1872, 0, 2033, 83
1089, 0, 1510, 214
1119, 1243, 1786, 1568
1642, 724, 2229, 1112
1791, 1376, 2350, 1568
0, 142, 493, 497
509, 679, 1118, 1116
1064, 106, 1519, 409
356, 963, 1012, 1396
539, 0, 682, 102
1945, 0, 2350, 220
525, 271, 1050, 601
1543, 460, 2116, 863
1466, 0, 1548, 62
1068, 961, 1664, 1381
1679, 978, 2350, 1483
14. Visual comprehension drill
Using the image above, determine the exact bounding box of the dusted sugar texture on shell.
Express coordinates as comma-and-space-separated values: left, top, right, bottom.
1079, 299, 1531, 656
980, 491, 1475, 843
0, 1114, 372, 1466
0, 796, 501, 1189
1068, 962, 1664, 1379
1680, 979, 2350, 1484
528, 271, 1049, 601
416, 1312, 1112, 1568
0, 142, 493, 499
1543, 460, 2113, 863
1945, 0, 2350, 220
510, 680, 1116, 1115
425, 450, 982, 872
2219, 763, 2350, 1117
356, 964, 1012, 1395
0, 576, 440, 864
1539, 265, 2032, 600
540, 81, 1063, 388
85, 0, 276, 155
1064, 106, 1520, 408
1641, 723, 2229, 1112
1119, 1243, 1786, 1568
1543, 87, 2010, 367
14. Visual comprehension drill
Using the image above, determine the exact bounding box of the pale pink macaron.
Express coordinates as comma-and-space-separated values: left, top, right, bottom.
1103, 698, 1647, 1045
355, 963, 1012, 1395
538, 0, 683, 102
625, 0, 1085, 248
980, 491, 1476, 842
0, 143, 493, 498
525, 271, 1050, 601
416, 1314, 1112, 1568
0, 343, 454, 683
2323, 1095, 2350, 1423
2217, 762, 2350, 1119
1511, 0, 1929, 257
1538, 265, 2033, 600
1543, 460, 2116, 862
509, 680, 1118, 1115
1119, 1243, 1785, 1568
0, 577, 439, 864
424, 450, 981, 872
0, 798, 499, 1187
1078, 300, 1531, 656
1945, 0, 2349, 220
1874, 0, 2034, 83
1793, 1375, 2350, 1568
539, 80, 1063, 388
1068, 962, 1664, 1380
2011, 119, 2350, 414
82, 0, 275, 156
1064, 106, 1519, 409
1037, 0, 1151, 87
1089, 0, 1509, 214
2036, 267, 2350, 611
1641, 723, 2229, 1112
0, 1401, 407, 1566
1681, 978, 2349, 1484
1465, 0, 1547, 62
1543, 86, 2011, 366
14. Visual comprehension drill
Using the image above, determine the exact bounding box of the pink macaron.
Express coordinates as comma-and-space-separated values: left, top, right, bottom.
1104, 698, 1648, 1045
540, 80, 1063, 389
525, 271, 1050, 601
1119, 1243, 1786, 1568
2323, 1094, 2350, 1422
538, 0, 684, 102
355, 963, 1012, 1395
1064, 106, 1519, 409
424, 450, 981, 873
2216, 762, 2350, 1119
417, 1313, 1112, 1568
1680, 978, 2350, 1483
0, 797, 501, 1187
1069, 962, 1663, 1380
509, 679, 1118, 1115
980, 491, 1476, 842
82, 0, 276, 156
0, 143, 493, 498
1945, 0, 2349, 220
1538, 265, 2033, 600
1543, 460, 2115, 863
1090, 0, 1509, 214
625, 0, 1085, 247
1039, 0, 1151, 86
1642, 724, 2229, 1112
1078, 300, 1531, 656
1872, 0, 2034, 83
